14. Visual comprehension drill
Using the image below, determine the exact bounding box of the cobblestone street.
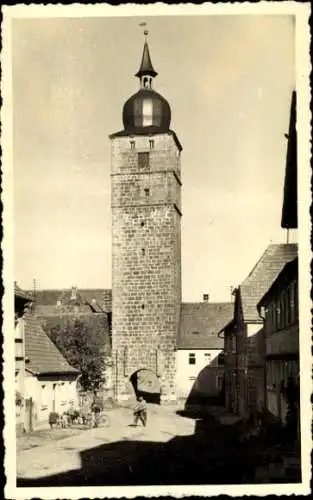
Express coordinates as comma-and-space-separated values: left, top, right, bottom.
17, 404, 301, 486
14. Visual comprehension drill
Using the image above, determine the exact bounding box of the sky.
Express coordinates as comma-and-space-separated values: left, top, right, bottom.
12, 14, 296, 302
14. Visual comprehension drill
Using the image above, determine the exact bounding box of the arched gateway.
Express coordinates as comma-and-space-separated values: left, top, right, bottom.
130, 369, 161, 404
110, 33, 182, 404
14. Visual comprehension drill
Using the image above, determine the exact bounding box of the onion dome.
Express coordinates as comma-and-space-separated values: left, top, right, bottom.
122, 32, 171, 134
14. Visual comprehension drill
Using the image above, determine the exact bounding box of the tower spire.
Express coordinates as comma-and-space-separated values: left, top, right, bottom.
135, 27, 158, 82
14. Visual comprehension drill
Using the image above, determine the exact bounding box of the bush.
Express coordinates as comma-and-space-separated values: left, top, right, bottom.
43, 315, 111, 391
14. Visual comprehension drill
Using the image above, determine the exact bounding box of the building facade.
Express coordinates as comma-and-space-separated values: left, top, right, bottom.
258, 257, 299, 429
222, 244, 298, 418
14, 284, 33, 435
23, 312, 79, 431
177, 301, 232, 403
110, 35, 182, 403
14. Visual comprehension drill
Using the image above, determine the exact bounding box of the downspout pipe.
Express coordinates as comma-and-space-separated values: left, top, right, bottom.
257, 304, 267, 417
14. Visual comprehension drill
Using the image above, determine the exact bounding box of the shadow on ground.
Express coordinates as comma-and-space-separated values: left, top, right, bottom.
17, 406, 301, 487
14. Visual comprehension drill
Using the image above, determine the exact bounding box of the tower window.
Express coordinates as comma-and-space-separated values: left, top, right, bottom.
149, 139, 155, 149
141, 304, 145, 310
130, 140, 135, 150
141, 221, 145, 227
144, 188, 150, 197
138, 152, 150, 168
189, 353, 196, 365
141, 248, 145, 256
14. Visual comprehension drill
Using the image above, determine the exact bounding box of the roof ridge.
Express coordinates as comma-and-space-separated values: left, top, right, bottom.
26, 287, 112, 292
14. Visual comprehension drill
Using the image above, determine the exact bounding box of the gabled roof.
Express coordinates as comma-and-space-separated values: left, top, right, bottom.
24, 313, 79, 376
14, 283, 33, 302
258, 257, 298, 308
239, 243, 298, 322
178, 302, 234, 349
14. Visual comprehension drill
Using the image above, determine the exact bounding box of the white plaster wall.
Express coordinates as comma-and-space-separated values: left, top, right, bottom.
247, 323, 262, 338
24, 375, 79, 426
176, 349, 222, 399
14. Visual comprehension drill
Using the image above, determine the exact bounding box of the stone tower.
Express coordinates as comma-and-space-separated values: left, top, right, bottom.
110, 33, 182, 403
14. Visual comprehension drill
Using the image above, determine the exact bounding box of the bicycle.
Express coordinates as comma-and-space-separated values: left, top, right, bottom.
94, 411, 110, 428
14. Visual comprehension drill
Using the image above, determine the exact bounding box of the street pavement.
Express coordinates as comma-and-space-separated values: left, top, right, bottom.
16, 404, 301, 486
17, 404, 197, 485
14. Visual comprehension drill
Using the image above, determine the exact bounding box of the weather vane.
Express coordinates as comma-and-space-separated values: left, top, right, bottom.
139, 22, 149, 38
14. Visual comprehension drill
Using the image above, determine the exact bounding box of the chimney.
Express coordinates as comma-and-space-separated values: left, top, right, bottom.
32, 278, 37, 313
203, 293, 209, 303
71, 286, 77, 300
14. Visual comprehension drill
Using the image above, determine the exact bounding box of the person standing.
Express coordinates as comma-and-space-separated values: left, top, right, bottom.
133, 396, 147, 427
91, 391, 102, 428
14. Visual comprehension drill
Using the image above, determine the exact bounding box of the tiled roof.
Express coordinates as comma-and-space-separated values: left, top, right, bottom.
239, 243, 298, 321
178, 302, 234, 349
25, 288, 112, 313
34, 304, 93, 316
258, 257, 298, 308
24, 313, 79, 375
26, 289, 64, 305
14, 283, 33, 302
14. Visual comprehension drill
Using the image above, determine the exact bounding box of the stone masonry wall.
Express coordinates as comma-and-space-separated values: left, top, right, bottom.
111, 133, 182, 402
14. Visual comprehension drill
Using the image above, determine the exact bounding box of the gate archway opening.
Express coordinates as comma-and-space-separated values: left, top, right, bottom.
130, 369, 161, 405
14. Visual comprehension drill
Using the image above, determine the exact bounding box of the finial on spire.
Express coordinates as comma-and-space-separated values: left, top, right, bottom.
135, 25, 158, 81
139, 23, 149, 41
